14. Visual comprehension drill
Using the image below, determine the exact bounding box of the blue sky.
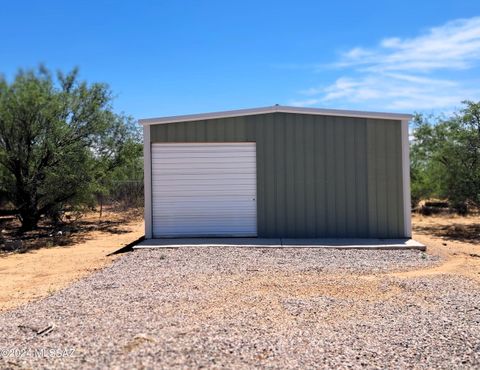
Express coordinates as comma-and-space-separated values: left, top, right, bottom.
2, 0, 480, 118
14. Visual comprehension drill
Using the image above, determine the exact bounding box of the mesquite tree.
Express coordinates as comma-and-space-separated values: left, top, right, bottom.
0, 66, 138, 230
411, 101, 480, 211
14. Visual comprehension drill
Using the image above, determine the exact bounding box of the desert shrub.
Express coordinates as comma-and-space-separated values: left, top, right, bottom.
0, 66, 141, 230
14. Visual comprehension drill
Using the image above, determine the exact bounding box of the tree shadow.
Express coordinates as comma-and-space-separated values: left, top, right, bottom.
414, 222, 480, 244
0, 209, 142, 254
67, 218, 133, 235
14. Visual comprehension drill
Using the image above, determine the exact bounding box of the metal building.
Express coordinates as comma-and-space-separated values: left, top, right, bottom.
140, 106, 412, 239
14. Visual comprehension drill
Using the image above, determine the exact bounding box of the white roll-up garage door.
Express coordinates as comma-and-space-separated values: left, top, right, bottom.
151, 143, 257, 237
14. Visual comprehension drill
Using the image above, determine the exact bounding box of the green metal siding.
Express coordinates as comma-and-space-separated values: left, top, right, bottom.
150, 112, 405, 238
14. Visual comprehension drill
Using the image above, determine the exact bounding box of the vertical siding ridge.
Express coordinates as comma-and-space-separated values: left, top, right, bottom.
374, 122, 379, 236
282, 113, 288, 236
304, 115, 308, 236
397, 123, 403, 236
293, 115, 297, 236
352, 121, 361, 235
365, 124, 370, 237
366, 119, 377, 237
323, 117, 328, 236
334, 118, 338, 235
274, 113, 286, 236
344, 118, 348, 235
273, 114, 278, 236
361, 119, 369, 237
313, 117, 318, 237
375, 123, 380, 236
384, 121, 390, 236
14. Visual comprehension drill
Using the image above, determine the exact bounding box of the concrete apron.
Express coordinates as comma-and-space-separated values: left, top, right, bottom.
134, 238, 426, 251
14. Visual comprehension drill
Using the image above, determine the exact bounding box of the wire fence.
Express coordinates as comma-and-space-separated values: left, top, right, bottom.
100, 180, 144, 209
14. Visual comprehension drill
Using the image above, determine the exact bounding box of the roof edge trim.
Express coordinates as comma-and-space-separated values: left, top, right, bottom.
139, 105, 413, 126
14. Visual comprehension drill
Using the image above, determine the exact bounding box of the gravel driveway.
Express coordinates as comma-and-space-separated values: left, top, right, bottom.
0, 248, 479, 369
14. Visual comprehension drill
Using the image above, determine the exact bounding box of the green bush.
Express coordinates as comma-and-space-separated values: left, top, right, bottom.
411, 101, 480, 213
0, 66, 141, 230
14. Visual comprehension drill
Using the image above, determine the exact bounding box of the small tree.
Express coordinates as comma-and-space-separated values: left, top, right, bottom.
0, 66, 139, 230
443, 101, 480, 207
410, 113, 448, 204
410, 101, 480, 211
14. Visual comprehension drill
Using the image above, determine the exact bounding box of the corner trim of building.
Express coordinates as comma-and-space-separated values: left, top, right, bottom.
143, 126, 153, 239
401, 119, 412, 238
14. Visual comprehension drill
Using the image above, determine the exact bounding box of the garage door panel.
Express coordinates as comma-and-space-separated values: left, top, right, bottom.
152, 204, 256, 212
153, 202, 257, 210
152, 194, 252, 202
151, 228, 255, 237
151, 182, 256, 187
154, 210, 257, 218
152, 173, 256, 185
152, 187, 256, 194
152, 162, 255, 168
153, 156, 256, 163
151, 174, 254, 181
152, 165, 255, 172
153, 170, 255, 176
153, 211, 256, 217
152, 179, 256, 185
152, 144, 255, 151
152, 143, 257, 237
154, 218, 257, 225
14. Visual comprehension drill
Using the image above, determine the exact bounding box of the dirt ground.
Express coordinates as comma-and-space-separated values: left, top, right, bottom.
0, 211, 144, 312
0, 243, 477, 368
0, 213, 479, 368
410, 213, 480, 280
0, 212, 478, 314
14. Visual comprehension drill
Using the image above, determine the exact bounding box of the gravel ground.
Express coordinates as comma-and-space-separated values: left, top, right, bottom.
0, 248, 479, 369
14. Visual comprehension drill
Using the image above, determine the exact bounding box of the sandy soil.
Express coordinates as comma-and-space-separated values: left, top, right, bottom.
0, 212, 144, 312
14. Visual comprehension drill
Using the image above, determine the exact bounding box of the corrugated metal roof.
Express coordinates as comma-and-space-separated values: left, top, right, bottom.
139, 105, 412, 126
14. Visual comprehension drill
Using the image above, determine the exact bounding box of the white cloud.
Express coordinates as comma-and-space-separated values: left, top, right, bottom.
338, 17, 480, 72
294, 17, 480, 112
296, 73, 473, 110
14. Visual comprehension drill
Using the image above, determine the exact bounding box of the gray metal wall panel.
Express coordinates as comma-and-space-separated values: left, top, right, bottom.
344, 117, 357, 237
325, 117, 337, 236
355, 121, 369, 237
313, 115, 327, 236
304, 116, 316, 237
274, 114, 287, 236
150, 112, 405, 238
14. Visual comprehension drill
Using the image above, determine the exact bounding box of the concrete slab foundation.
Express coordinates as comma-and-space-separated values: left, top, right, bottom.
134, 238, 426, 251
